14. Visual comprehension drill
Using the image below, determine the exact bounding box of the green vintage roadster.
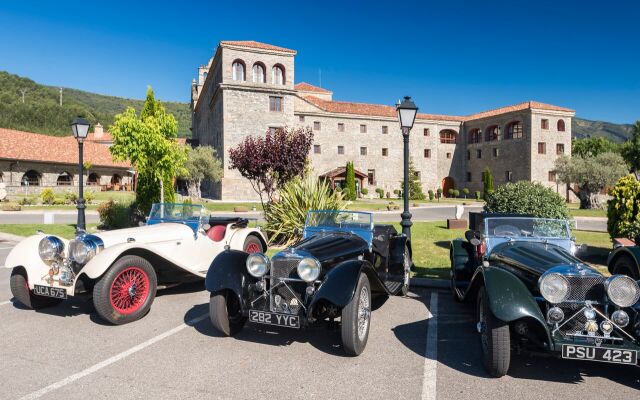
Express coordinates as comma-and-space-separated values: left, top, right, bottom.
450, 214, 640, 377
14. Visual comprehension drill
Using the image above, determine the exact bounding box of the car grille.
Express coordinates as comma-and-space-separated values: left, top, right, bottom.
561, 275, 606, 307
269, 258, 305, 315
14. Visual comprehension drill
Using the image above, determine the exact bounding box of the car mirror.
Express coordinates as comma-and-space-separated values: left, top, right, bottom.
577, 244, 588, 254
470, 238, 481, 246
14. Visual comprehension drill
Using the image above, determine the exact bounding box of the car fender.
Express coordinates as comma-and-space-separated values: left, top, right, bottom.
310, 259, 374, 310
226, 227, 268, 251
4, 234, 67, 287
450, 238, 471, 273
607, 246, 640, 276
389, 235, 411, 268
205, 250, 254, 308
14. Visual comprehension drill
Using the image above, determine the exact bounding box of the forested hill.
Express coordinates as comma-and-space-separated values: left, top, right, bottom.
0, 71, 192, 137
0, 70, 635, 141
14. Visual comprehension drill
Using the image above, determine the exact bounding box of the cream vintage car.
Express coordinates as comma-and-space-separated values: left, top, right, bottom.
5, 203, 267, 325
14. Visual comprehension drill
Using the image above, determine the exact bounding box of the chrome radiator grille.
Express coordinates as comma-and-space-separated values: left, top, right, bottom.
561, 275, 606, 306
271, 259, 299, 280
269, 258, 304, 315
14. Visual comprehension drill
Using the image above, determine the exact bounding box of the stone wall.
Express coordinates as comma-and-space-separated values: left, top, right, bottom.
529, 111, 572, 198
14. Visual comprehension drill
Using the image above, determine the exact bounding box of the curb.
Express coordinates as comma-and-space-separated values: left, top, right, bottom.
410, 277, 449, 289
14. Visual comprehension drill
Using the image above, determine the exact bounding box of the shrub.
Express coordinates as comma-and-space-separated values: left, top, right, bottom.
97, 200, 132, 229
437, 188, 443, 197
386, 191, 391, 199
463, 188, 470, 198
607, 175, 640, 239
484, 181, 569, 219
375, 188, 384, 199
40, 188, 55, 205
84, 190, 95, 204
453, 189, 460, 198
18, 197, 36, 206
475, 191, 481, 201
361, 188, 368, 195
265, 174, 345, 246
2, 204, 21, 211
335, 186, 343, 193
428, 190, 434, 201
52, 198, 66, 205
64, 191, 78, 203
447, 188, 454, 197
344, 161, 357, 201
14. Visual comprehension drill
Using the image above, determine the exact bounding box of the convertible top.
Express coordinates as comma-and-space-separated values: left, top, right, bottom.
208, 217, 249, 228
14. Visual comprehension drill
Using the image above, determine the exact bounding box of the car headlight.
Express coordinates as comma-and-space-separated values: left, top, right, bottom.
38, 236, 64, 263
539, 272, 569, 304
246, 253, 270, 278
605, 275, 640, 308
69, 235, 103, 265
297, 257, 321, 282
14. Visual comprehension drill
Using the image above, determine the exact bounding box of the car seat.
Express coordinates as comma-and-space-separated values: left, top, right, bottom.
207, 225, 227, 242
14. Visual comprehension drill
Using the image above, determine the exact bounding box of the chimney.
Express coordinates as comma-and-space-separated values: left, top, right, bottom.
94, 123, 104, 139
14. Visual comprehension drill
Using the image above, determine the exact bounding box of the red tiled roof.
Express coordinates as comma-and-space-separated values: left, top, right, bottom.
466, 101, 575, 120
295, 82, 331, 93
220, 41, 297, 54
0, 128, 130, 168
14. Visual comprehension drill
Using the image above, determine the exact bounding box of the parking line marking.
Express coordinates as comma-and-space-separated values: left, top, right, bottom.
18, 313, 209, 400
421, 292, 438, 400
0, 300, 11, 306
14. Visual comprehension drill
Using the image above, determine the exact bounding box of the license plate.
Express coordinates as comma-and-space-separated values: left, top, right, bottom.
33, 284, 67, 299
249, 310, 300, 329
562, 344, 637, 365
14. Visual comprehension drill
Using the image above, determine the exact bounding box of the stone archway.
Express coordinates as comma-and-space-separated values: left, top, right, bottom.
442, 176, 455, 197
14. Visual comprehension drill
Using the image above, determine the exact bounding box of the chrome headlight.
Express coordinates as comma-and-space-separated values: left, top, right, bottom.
38, 236, 64, 263
605, 275, 640, 308
246, 253, 270, 278
297, 257, 321, 282
69, 235, 103, 265
539, 272, 569, 304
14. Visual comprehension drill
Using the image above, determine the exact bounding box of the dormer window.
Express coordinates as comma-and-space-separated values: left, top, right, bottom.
232, 60, 245, 81
272, 65, 285, 85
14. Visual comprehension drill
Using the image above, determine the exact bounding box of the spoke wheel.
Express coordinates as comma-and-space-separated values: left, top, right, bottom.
341, 273, 371, 356
357, 286, 371, 341
400, 247, 411, 296
243, 235, 264, 254
109, 267, 150, 315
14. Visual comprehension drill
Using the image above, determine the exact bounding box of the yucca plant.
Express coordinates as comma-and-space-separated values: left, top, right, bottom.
265, 174, 346, 246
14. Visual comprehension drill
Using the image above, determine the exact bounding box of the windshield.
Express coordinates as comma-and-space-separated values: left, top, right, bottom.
148, 203, 205, 224
484, 217, 570, 240
305, 210, 373, 230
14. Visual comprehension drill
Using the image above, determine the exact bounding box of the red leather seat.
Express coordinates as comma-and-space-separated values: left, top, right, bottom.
207, 225, 226, 242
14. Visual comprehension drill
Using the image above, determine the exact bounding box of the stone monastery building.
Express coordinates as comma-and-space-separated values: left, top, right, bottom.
191, 41, 575, 201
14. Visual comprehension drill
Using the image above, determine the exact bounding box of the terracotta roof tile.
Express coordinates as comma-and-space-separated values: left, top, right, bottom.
220, 41, 297, 54
295, 82, 332, 93
0, 128, 130, 168
466, 101, 575, 120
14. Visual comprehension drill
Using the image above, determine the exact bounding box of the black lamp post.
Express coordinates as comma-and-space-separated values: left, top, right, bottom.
396, 96, 418, 239
70, 117, 90, 233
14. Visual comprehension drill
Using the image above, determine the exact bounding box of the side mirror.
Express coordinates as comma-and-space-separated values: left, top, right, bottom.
470, 238, 481, 246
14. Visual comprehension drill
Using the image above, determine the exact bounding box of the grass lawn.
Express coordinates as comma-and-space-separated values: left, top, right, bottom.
567, 203, 607, 218
0, 223, 99, 239
201, 202, 262, 212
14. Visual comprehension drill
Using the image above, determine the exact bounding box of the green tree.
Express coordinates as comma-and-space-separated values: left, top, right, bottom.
621, 121, 640, 179
555, 152, 628, 209
400, 158, 426, 200
482, 167, 494, 198
180, 146, 223, 199
345, 161, 356, 201
572, 136, 620, 158
484, 181, 569, 219
109, 87, 187, 214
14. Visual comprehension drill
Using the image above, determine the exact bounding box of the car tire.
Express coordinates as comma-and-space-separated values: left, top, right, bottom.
341, 273, 371, 356
400, 246, 411, 296
10, 268, 62, 309
93, 255, 157, 325
209, 291, 247, 336
612, 255, 640, 280
243, 235, 264, 254
477, 286, 510, 377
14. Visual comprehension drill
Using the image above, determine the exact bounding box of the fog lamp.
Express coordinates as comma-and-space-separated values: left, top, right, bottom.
611, 310, 630, 327
546, 307, 565, 325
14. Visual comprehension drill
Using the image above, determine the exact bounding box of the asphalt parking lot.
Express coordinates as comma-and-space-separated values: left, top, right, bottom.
0, 240, 638, 400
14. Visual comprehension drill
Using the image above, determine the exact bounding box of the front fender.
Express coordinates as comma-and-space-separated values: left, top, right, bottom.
310, 260, 371, 310
227, 227, 268, 251
607, 246, 640, 276
5, 234, 67, 288
389, 235, 411, 269
205, 250, 255, 305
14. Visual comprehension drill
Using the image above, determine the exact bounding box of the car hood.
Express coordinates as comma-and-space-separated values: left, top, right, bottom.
284, 231, 368, 264
490, 240, 591, 277
92, 223, 195, 248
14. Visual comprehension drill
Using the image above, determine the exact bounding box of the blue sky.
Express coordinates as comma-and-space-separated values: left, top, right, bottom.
0, 0, 638, 123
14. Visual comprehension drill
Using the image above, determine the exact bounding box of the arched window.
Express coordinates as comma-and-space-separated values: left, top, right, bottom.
87, 173, 100, 186
467, 128, 481, 144
272, 64, 285, 85
56, 171, 73, 186
439, 129, 457, 144
504, 121, 523, 140
111, 174, 122, 185
485, 125, 500, 142
252, 63, 266, 83
21, 170, 41, 186
557, 119, 565, 132
232, 60, 245, 81
202, 72, 208, 79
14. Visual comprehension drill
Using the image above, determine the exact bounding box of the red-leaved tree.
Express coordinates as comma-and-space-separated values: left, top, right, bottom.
228, 127, 313, 207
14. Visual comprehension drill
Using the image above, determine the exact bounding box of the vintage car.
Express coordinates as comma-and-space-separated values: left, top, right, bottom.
450, 214, 640, 377
6, 203, 267, 325
205, 210, 412, 356
607, 238, 640, 280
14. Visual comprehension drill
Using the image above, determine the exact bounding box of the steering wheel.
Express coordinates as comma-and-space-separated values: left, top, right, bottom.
493, 225, 521, 237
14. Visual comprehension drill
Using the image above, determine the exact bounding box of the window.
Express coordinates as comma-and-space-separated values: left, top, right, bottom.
232, 60, 245, 81
477, 149, 482, 159
360, 124, 367, 133
269, 96, 283, 112
424, 128, 430, 136
87, 173, 100, 186
505, 171, 513, 182
314, 145, 321, 154
337, 123, 344, 132
556, 143, 565, 154
505, 121, 523, 140
541, 119, 549, 130
493, 148, 499, 158
557, 119, 566, 132
360, 147, 368, 156
466, 172, 472, 182
538, 142, 546, 154
468, 128, 482, 143
424, 149, 431, 158
485, 125, 500, 141
337, 145, 344, 155
21, 170, 40, 186
382, 148, 388, 156
56, 171, 73, 186
252, 63, 265, 83
467, 151, 471, 160
367, 169, 376, 185
314, 121, 321, 131
299, 115, 305, 122
446, 152, 452, 159
382, 126, 388, 134
272, 65, 285, 85
549, 171, 557, 182
439, 129, 457, 144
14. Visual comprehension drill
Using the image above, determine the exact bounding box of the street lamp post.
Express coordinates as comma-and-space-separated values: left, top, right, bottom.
396, 96, 418, 239
70, 117, 91, 233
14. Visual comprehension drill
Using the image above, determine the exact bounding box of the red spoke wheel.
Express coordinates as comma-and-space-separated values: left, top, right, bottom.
243, 235, 264, 254
93, 256, 157, 325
